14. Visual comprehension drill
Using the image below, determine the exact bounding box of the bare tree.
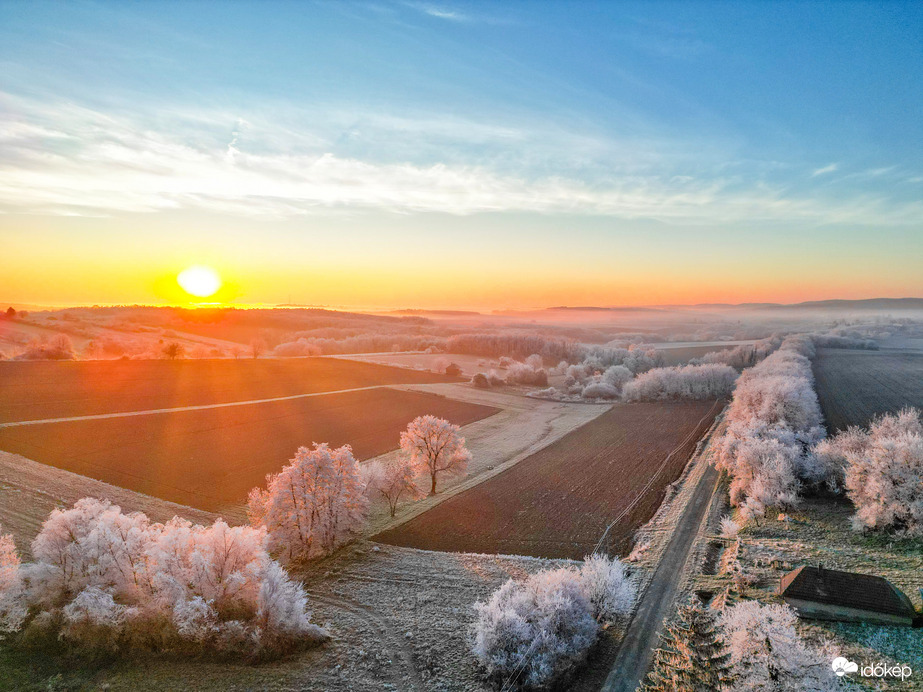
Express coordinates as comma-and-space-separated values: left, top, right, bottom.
163, 342, 183, 360
400, 416, 471, 495
250, 337, 267, 359
367, 459, 425, 517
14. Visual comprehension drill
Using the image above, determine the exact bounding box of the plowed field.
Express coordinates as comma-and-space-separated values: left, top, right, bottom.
0, 388, 496, 512
0, 358, 462, 423
813, 348, 923, 432
374, 399, 721, 559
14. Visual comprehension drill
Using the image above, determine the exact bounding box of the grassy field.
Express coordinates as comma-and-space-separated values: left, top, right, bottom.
0, 388, 497, 512
375, 399, 722, 559
813, 348, 923, 431
0, 358, 463, 423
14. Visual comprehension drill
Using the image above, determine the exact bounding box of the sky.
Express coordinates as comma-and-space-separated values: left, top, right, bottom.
1, 0, 921, 309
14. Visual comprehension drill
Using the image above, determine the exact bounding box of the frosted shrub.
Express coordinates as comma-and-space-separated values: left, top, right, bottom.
472, 555, 635, 688
581, 382, 620, 399
272, 338, 322, 357
472, 568, 598, 688
720, 515, 740, 539
248, 443, 369, 563
471, 372, 490, 388
578, 554, 636, 622
822, 408, 923, 534
602, 364, 632, 389
505, 361, 549, 387
13, 333, 76, 361
719, 600, 837, 691
0, 527, 26, 633
622, 363, 737, 401
5, 499, 326, 658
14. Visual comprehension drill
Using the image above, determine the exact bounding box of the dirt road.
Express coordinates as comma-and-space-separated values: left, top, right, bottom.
601, 463, 720, 692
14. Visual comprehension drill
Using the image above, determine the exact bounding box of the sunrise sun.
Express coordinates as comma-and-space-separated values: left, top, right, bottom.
177, 265, 222, 298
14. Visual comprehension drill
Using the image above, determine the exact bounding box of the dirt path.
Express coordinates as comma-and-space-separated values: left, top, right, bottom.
600, 462, 720, 692
0, 385, 386, 428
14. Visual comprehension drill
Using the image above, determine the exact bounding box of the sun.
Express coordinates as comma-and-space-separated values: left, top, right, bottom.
177, 265, 222, 298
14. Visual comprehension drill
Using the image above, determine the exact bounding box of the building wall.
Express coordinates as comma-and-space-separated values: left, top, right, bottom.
783, 597, 913, 627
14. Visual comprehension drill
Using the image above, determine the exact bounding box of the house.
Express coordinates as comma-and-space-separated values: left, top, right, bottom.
779, 565, 916, 626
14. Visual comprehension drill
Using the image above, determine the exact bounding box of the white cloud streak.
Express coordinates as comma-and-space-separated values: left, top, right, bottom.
811, 162, 837, 177
0, 95, 919, 226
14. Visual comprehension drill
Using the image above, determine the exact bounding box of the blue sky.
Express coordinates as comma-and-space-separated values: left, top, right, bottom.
0, 1, 921, 307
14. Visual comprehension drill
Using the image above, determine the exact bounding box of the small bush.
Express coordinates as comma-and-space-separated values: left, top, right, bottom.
472, 555, 634, 688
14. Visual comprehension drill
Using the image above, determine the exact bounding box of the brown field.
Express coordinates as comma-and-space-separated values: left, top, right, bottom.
374, 399, 721, 559
0, 388, 497, 512
0, 358, 462, 423
813, 348, 923, 432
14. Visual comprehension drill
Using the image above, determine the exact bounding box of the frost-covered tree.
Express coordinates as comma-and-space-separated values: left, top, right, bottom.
645, 601, 734, 692
578, 553, 636, 622
718, 600, 836, 691
400, 416, 471, 495
472, 555, 634, 688
248, 443, 369, 563
0, 526, 26, 633
4, 499, 326, 658
818, 408, 923, 534
622, 363, 738, 401
714, 339, 830, 517
366, 459, 425, 517
472, 568, 599, 688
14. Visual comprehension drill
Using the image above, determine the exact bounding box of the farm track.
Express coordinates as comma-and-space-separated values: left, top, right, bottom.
0, 385, 385, 428
374, 400, 722, 559
813, 348, 923, 431
601, 463, 720, 692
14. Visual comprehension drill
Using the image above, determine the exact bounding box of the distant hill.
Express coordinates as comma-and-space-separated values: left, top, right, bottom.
388, 309, 482, 316
766, 298, 923, 310
545, 306, 662, 312
540, 298, 923, 311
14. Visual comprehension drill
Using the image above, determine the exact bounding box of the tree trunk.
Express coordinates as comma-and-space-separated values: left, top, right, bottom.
430, 473, 437, 496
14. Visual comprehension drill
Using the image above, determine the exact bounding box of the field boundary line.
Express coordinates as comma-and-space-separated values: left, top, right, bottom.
0, 385, 389, 428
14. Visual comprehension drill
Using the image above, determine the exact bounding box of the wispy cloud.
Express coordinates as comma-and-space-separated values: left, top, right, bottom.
403, 2, 469, 22
811, 162, 837, 177
0, 94, 919, 226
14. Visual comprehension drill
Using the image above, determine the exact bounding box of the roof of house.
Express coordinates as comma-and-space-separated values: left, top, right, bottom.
780, 566, 915, 617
